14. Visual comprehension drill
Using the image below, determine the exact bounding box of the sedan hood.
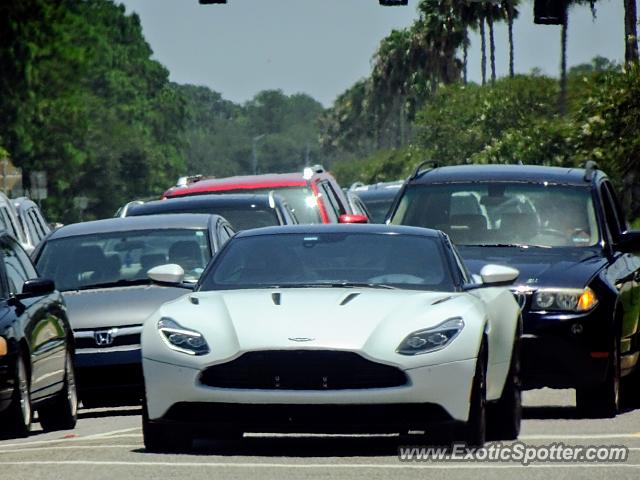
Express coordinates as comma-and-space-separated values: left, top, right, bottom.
161, 288, 474, 355
458, 246, 606, 289
63, 285, 189, 330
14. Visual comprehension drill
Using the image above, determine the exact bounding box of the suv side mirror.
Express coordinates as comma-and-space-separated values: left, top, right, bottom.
18, 278, 55, 299
617, 231, 640, 253
339, 214, 369, 224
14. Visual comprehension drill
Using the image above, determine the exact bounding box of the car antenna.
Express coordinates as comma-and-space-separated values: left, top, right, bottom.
409, 160, 439, 181
583, 160, 599, 182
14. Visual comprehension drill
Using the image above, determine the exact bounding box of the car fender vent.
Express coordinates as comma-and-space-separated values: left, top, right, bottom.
431, 295, 454, 306
340, 292, 360, 306
271, 292, 281, 305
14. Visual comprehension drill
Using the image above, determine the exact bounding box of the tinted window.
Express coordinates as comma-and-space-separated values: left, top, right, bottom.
199, 232, 453, 292
391, 183, 599, 248
1, 239, 31, 294
318, 183, 339, 223
37, 228, 212, 291
0, 207, 19, 240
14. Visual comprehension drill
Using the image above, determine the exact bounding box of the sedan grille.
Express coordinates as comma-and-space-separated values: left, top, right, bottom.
199, 350, 407, 390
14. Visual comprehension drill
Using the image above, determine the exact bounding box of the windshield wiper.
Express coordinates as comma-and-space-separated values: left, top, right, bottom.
72, 278, 152, 291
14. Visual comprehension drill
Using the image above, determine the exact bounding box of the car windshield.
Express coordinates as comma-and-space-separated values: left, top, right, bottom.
391, 183, 599, 248
134, 205, 279, 230
198, 232, 454, 292
222, 187, 320, 224
36, 228, 212, 291
358, 197, 396, 224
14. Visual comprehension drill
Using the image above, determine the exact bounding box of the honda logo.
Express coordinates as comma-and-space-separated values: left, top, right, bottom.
94, 329, 116, 347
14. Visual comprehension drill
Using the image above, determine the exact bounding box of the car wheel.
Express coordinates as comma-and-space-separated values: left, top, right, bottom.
142, 399, 192, 453
39, 351, 78, 431
576, 334, 620, 418
1, 354, 32, 438
488, 322, 522, 441
621, 361, 640, 409
458, 340, 487, 448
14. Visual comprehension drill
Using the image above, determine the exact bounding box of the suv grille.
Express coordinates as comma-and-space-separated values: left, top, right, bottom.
200, 350, 407, 390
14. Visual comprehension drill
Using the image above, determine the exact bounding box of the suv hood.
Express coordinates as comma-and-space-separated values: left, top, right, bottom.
458, 246, 606, 289
63, 284, 188, 330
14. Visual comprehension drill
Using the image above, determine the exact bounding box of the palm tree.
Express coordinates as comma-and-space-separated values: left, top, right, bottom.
502, 0, 520, 77
459, 1, 483, 85
624, 0, 638, 65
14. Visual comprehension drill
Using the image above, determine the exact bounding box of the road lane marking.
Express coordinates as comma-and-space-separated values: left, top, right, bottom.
520, 433, 640, 440
0, 445, 139, 454
0, 461, 638, 469
0, 428, 141, 449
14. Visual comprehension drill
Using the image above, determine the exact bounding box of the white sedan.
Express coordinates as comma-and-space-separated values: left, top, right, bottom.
141, 225, 521, 452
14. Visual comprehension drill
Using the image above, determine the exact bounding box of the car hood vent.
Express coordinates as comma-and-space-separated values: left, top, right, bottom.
340, 292, 360, 306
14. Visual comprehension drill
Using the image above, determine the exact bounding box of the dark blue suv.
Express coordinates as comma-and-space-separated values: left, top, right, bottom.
388, 162, 640, 418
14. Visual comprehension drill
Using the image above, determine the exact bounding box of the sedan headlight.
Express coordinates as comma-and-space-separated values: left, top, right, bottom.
157, 318, 210, 356
531, 287, 598, 312
397, 317, 465, 355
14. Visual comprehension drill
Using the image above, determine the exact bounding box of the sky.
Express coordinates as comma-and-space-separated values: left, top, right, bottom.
118, 0, 630, 107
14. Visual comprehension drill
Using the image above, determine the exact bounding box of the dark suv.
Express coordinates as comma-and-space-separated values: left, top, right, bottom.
388, 162, 640, 417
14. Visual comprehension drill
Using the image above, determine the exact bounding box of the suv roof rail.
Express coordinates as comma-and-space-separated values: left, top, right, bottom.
583, 161, 599, 182
409, 160, 439, 181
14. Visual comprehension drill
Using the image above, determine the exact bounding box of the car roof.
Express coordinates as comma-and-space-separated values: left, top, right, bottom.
130, 193, 283, 216
409, 164, 598, 186
164, 172, 314, 197
351, 180, 403, 192
234, 223, 442, 239
12, 197, 39, 210
47, 214, 222, 240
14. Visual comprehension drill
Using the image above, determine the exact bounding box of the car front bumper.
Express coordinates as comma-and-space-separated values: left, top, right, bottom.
520, 307, 611, 390
143, 356, 477, 430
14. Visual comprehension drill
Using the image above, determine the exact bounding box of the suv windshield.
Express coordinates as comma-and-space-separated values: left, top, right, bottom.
391, 183, 599, 248
37, 228, 212, 291
199, 232, 454, 292
222, 187, 321, 224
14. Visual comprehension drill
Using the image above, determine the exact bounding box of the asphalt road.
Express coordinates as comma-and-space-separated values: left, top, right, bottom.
1, 389, 639, 480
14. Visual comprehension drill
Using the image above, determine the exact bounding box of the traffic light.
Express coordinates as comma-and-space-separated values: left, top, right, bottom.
534, 0, 568, 25
379, 0, 408, 5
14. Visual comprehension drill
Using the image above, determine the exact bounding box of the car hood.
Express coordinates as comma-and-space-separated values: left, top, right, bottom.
63, 284, 189, 330
158, 288, 477, 355
457, 246, 606, 289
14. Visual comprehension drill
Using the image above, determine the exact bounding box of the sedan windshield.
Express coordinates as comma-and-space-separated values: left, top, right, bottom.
199, 232, 454, 292
37, 228, 212, 291
391, 183, 599, 248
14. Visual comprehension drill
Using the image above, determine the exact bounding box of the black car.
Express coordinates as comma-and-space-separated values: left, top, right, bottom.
350, 181, 403, 223
388, 162, 640, 417
0, 232, 76, 438
32, 214, 234, 407
125, 193, 298, 230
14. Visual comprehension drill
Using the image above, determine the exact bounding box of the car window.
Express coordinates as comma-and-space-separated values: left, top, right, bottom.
1, 239, 31, 294
318, 182, 339, 222
36, 228, 213, 291
391, 183, 599, 248
0, 207, 19, 240
601, 181, 628, 237
200, 232, 454, 292
25, 209, 41, 244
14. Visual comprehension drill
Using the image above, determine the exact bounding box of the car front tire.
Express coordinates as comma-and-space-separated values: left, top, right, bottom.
576, 335, 620, 418
1, 354, 32, 439
142, 400, 192, 453
457, 340, 487, 448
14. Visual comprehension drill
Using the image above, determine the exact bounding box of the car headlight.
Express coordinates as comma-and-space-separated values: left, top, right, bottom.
531, 287, 598, 312
157, 318, 210, 356
397, 317, 465, 355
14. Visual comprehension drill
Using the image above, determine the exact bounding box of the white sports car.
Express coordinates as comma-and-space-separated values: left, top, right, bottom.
141, 225, 522, 452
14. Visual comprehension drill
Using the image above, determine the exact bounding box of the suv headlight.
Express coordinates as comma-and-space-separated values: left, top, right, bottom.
157, 318, 210, 356
531, 287, 598, 312
397, 317, 465, 355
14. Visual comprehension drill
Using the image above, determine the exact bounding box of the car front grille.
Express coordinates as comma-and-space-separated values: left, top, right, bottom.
199, 350, 408, 390
74, 325, 142, 349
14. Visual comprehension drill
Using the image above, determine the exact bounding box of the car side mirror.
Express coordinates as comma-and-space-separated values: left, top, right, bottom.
479, 264, 519, 286
18, 278, 55, 299
617, 230, 640, 253
148, 264, 185, 285
338, 214, 369, 224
